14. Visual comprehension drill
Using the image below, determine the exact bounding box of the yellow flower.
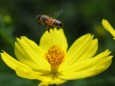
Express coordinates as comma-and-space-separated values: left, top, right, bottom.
0, 28, 112, 86
102, 19, 115, 40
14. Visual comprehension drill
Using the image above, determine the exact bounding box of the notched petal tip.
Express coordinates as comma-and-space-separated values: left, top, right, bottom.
105, 49, 112, 54
16, 37, 21, 42
48, 28, 64, 34
40, 28, 68, 51
16, 36, 27, 42
0, 50, 5, 54
94, 55, 112, 74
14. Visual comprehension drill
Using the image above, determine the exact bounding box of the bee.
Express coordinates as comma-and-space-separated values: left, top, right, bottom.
36, 10, 63, 32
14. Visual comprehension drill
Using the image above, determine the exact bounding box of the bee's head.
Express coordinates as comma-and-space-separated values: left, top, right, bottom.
36, 14, 40, 20
36, 14, 42, 25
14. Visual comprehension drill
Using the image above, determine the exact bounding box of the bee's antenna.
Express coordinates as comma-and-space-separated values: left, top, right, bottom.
34, 9, 39, 14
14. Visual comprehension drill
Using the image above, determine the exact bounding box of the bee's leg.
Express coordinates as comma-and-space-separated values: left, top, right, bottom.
37, 22, 42, 25
47, 28, 51, 33
45, 24, 50, 33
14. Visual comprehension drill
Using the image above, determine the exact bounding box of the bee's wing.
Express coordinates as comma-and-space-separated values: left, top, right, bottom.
52, 10, 63, 18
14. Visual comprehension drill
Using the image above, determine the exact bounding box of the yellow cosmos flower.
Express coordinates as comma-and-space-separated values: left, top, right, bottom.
0, 28, 112, 86
102, 19, 115, 40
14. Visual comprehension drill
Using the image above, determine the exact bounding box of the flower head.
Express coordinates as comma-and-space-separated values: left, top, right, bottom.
1, 28, 112, 86
102, 19, 115, 40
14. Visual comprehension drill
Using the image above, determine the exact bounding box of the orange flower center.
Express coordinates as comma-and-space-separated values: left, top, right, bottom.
45, 45, 64, 75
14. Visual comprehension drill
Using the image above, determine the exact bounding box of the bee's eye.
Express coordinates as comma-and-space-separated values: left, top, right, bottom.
36, 15, 40, 20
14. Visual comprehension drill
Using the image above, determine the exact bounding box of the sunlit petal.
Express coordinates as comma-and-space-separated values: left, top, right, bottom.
60, 49, 111, 72
15, 36, 50, 71
59, 56, 112, 80
39, 28, 68, 52
59, 34, 98, 70
1, 51, 31, 70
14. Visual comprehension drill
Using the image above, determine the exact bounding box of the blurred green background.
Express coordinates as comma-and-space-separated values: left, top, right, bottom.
0, 0, 115, 86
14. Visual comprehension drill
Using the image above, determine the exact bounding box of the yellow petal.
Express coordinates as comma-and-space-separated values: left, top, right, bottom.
39, 28, 68, 52
59, 55, 112, 80
38, 76, 66, 86
73, 50, 112, 72
15, 36, 50, 71
77, 39, 98, 61
1, 52, 65, 83
59, 34, 97, 71
60, 49, 111, 72
102, 19, 115, 40
0, 51, 31, 70
16, 66, 66, 85
15, 67, 42, 80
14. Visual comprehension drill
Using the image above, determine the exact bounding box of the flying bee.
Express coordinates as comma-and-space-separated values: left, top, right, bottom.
36, 10, 63, 32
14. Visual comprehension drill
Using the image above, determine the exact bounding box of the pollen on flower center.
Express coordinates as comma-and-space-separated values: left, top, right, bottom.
45, 45, 64, 74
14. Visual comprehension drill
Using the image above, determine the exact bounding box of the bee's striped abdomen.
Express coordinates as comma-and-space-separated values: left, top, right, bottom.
53, 20, 63, 26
